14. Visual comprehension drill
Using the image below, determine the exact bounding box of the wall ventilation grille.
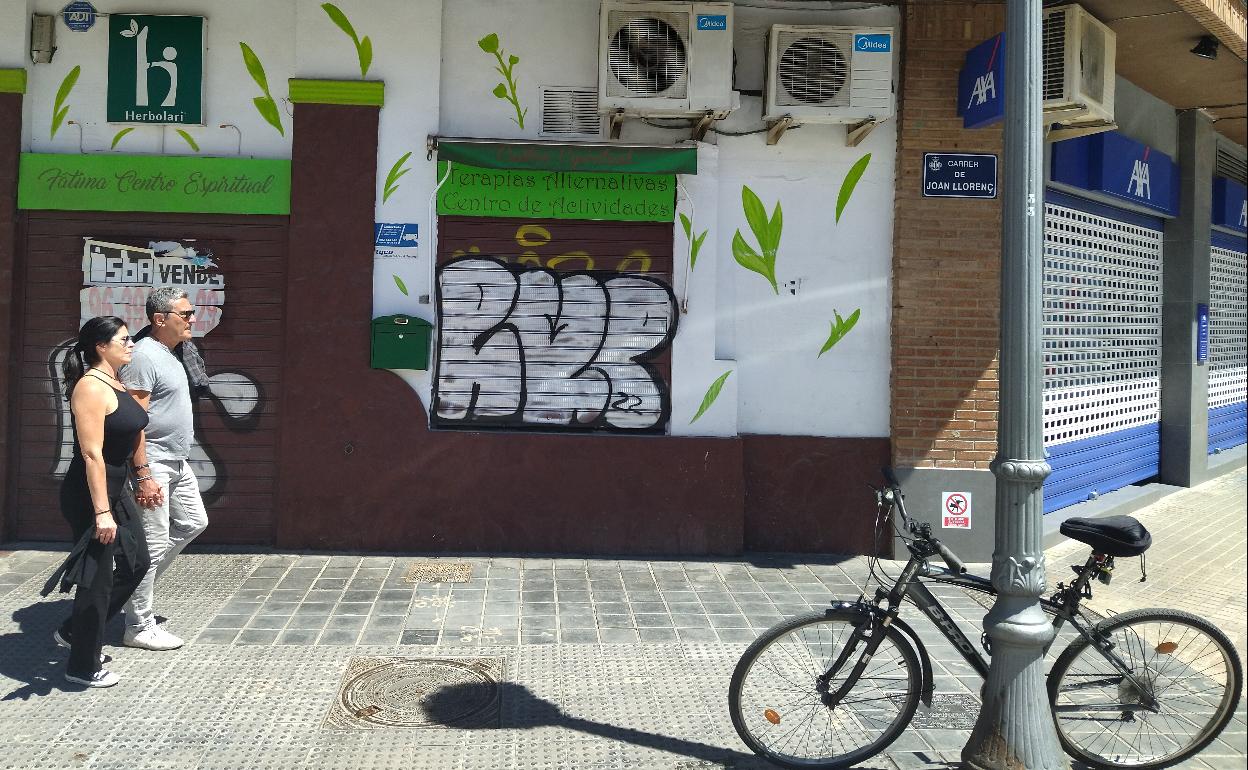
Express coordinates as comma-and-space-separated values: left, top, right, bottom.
541, 86, 602, 137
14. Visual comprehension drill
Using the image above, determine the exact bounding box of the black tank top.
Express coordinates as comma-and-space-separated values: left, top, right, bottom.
71, 375, 149, 467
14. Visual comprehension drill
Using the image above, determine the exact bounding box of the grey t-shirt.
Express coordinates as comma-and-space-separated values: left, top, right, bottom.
122, 337, 194, 462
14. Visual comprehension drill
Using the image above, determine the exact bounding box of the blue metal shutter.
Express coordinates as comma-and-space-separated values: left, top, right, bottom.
1208, 231, 1247, 453
1042, 192, 1164, 513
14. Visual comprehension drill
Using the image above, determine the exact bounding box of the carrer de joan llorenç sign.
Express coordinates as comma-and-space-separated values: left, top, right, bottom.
18, 153, 291, 215
436, 161, 675, 222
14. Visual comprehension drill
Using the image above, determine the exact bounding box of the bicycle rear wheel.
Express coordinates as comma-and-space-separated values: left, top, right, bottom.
728, 609, 922, 770
1048, 608, 1242, 770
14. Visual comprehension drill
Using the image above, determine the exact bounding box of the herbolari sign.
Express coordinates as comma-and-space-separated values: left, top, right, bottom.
107, 14, 205, 125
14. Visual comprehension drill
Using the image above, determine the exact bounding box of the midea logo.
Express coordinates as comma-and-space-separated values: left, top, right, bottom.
855, 35, 891, 52
696, 15, 727, 31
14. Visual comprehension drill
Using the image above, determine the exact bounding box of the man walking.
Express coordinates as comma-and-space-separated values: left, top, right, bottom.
121, 287, 209, 650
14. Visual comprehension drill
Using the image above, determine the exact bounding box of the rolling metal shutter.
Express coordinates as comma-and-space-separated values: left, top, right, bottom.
1208, 232, 1247, 453
433, 216, 676, 433
1041, 192, 1163, 513
12, 212, 287, 544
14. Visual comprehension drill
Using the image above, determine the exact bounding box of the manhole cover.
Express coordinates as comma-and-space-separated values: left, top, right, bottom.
404, 561, 473, 584
324, 656, 504, 730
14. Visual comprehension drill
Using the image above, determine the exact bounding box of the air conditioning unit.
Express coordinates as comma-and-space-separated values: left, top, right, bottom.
763, 25, 896, 124
1042, 4, 1115, 128
599, 1, 735, 117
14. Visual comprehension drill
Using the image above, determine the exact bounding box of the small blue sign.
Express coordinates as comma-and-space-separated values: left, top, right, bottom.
696, 14, 727, 31
1212, 177, 1247, 233
374, 222, 419, 248
62, 1, 96, 31
922, 153, 998, 199
1197, 304, 1209, 365
1051, 132, 1179, 217
854, 33, 892, 53
958, 34, 1004, 129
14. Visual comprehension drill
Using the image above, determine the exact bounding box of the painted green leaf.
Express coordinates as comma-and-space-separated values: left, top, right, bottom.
51, 66, 81, 138
110, 127, 135, 149
385, 152, 412, 189
836, 153, 872, 223
732, 230, 776, 293
765, 200, 783, 255
492, 84, 508, 99
239, 42, 270, 91
818, 308, 862, 357
393, 274, 409, 296
678, 213, 692, 239
691, 230, 708, 269
741, 186, 769, 244
253, 96, 284, 136
321, 3, 358, 41
690, 370, 732, 424
478, 33, 499, 54
54, 66, 80, 113
175, 130, 200, 152
358, 36, 373, 77
508, 54, 520, 65
51, 106, 70, 139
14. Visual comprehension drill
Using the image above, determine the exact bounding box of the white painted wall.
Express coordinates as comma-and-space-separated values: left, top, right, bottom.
11, 0, 896, 439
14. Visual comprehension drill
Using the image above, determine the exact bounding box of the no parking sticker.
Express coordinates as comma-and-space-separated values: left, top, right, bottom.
942, 492, 971, 529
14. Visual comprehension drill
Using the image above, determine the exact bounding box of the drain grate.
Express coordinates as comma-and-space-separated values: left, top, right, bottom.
325, 656, 505, 729
403, 561, 473, 584
909, 693, 981, 730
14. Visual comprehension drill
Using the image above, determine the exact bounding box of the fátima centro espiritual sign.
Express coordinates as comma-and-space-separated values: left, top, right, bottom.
18, 154, 291, 215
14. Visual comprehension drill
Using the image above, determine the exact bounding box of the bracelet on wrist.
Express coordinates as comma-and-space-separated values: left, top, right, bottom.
135, 475, 153, 483
132, 463, 150, 472
95, 509, 111, 516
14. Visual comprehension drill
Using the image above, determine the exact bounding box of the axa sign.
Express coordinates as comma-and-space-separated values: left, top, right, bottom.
1212, 177, 1247, 234
957, 34, 1005, 129
107, 15, 205, 125
1051, 131, 1178, 217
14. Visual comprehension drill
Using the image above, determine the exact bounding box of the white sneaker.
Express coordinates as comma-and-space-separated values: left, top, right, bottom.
65, 669, 120, 688
123, 625, 184, 651
53, 629, 111, 664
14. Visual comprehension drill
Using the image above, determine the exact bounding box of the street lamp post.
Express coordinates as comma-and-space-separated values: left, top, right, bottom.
962, 1, 1069, 769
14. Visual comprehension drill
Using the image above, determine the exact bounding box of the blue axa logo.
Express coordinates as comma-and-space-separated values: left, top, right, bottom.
855, 33, 892, 52
696, 14, 727, 31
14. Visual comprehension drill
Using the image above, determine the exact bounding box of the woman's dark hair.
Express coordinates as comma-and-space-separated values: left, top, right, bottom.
62, 316, 127, 400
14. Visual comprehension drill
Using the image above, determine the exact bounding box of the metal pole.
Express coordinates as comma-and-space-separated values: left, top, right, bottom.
962, 0, 1068, 768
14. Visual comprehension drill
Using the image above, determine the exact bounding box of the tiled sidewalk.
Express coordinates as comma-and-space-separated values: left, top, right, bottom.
0, 467, 1243, 769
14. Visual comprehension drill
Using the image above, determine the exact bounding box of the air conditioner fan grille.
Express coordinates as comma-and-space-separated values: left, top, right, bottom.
1042, 10, 1066, 101
607, 12, 689, 98
775, 31, 852, 107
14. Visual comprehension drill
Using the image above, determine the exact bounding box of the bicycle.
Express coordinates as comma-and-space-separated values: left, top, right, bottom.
728, 467, 1242, 770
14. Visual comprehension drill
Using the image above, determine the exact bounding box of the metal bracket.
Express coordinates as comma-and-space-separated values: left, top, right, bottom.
766, 115, 794, 146
1046, 120, 1118, 143
691, 111, 716, 142
846, 118, 881, 147
608, 109, 627, 140
426, 135, 437, 161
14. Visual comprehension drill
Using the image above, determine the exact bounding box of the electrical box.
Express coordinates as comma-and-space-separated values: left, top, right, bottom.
370, 315, 432, 370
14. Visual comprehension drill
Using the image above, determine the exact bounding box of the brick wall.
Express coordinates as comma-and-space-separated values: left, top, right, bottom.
892, 1, 1005, 469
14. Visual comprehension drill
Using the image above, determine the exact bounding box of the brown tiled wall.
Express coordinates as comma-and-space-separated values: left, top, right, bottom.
892, 1, 1006, 469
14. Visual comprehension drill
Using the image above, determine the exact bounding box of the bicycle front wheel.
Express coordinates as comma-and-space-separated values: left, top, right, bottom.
728, 609, 922, 769
1048, 608, 1243, 770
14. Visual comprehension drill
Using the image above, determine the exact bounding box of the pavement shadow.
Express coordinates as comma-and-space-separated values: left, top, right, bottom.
421, 681, 895, 770
0, 599, 81, 699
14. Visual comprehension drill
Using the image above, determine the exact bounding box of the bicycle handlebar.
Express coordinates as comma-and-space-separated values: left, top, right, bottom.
935, 540, 967, 574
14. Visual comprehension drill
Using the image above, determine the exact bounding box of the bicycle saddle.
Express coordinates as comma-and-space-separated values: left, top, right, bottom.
1059, 515, 1152, 557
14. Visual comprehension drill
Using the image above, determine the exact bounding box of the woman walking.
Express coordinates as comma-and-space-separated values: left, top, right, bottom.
49, 316, 154, 687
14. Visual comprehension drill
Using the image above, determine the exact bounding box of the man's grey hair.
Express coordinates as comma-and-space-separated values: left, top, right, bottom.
146, 287, 189, 320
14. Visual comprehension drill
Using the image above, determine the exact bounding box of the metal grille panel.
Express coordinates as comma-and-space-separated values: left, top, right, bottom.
1042, 203, 1163, 447
605, 11, 689, 99
1209, 243, 1247, 410
774, 30, 852, 108
541, 87, 602, 137
1042, 9, 1067, 102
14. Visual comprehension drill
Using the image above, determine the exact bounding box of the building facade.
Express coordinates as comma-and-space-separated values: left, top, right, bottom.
0, 0, 1243, 559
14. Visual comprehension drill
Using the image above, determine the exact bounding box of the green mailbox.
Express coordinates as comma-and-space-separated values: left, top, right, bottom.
370, 314, 432, 370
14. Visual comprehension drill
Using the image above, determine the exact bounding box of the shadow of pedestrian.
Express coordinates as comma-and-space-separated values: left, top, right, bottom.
419, 681, 895, 770
0, 600, 83, 699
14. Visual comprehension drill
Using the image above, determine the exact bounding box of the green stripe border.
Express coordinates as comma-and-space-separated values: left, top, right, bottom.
288, 79, 384, 107
0, 69, 27, 94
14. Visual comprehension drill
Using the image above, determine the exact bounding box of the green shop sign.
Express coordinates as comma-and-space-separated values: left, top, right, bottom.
107, 14, 205, 125
18, 154, 291, 215
437, 162, 675, 222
